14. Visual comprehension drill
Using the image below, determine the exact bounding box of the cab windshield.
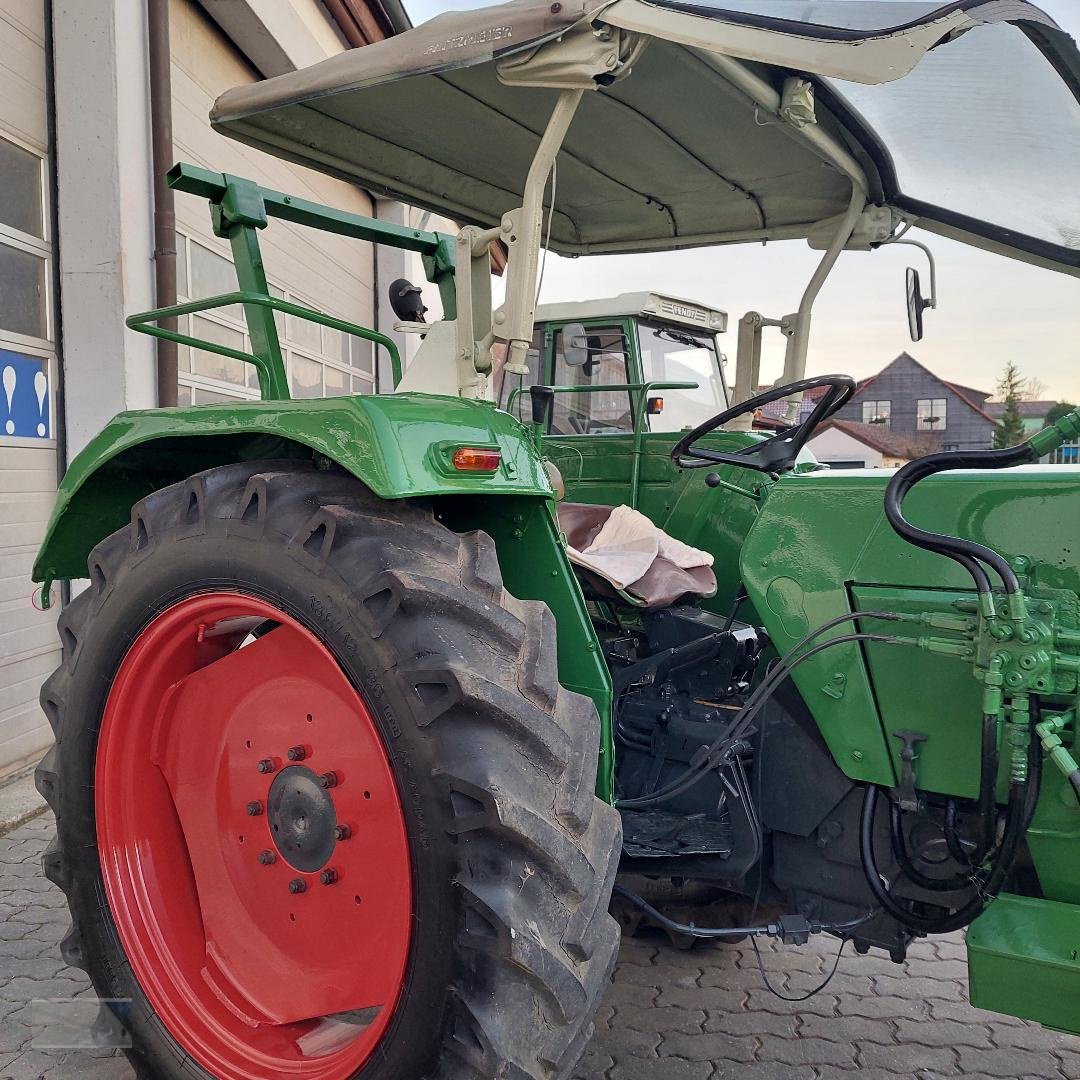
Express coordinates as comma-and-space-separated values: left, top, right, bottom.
637, 321, 729, 433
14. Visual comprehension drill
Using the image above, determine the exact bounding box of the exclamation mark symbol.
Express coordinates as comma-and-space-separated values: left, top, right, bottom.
2, 366, 15, 435
34, 369, 47, 437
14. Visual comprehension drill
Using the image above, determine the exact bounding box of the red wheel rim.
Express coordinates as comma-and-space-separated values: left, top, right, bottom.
96, 592, 413, 1080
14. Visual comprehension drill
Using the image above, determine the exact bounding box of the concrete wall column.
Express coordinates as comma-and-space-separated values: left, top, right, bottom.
52, 0, 157, 458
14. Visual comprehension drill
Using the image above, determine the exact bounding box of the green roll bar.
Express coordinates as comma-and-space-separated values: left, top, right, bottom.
506, 381, 698, 508
128, 291, 402, 400
128, 162, 458, 401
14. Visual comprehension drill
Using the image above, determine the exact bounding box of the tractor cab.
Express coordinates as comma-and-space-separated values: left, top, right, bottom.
504, 291, 730, 438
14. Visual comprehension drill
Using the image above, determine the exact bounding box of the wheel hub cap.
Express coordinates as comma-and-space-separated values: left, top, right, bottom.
268, 766, 337, 872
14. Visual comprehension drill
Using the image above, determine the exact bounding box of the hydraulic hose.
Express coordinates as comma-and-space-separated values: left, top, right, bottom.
616, 621, 906, 810
883, 406, 1080, 609
943, 799, 973, 866
883, 442, 1039, 603
887, 800, 978, 893
972, 712, 1002, 864
859, 722, 1041, 935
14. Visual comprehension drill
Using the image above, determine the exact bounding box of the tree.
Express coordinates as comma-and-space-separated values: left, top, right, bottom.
1022, 376, 1047, 401
1045, 401, 1077, 427
993, 362, 1028, 448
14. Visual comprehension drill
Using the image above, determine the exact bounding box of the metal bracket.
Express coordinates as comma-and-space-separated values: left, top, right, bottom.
892, 729, 928, 813
212, 176, 268, 237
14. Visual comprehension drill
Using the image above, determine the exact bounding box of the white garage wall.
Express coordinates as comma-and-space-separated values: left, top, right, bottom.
808, 426, 884, 469
170, 0, 380, 402
0, 0, 58, 779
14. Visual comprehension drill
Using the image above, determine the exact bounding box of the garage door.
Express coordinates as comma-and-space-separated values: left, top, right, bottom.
0, 0, 59, 779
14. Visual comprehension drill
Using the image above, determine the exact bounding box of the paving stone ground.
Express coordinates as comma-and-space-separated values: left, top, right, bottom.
3, 810, 1078, 1079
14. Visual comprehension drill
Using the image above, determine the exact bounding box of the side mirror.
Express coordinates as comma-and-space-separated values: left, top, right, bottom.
906, 267, 926, 342
562, 322, 589, 368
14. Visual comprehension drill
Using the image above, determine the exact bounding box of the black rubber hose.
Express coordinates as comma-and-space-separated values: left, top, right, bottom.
942, 714, 1007, 870
860, 726, 1040, 936
953, 553, 993, 599
616, 629, 903, 810
883, 442, 1038, 597
971, 713, 1002, 864
888, 800, 977, 893
943, 799, 973, 866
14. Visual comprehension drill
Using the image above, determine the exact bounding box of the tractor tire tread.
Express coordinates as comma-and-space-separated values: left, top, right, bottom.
37, 458, 620, 1080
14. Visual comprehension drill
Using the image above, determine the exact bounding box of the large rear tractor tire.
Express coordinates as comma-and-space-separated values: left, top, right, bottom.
35, 460, 621, 1080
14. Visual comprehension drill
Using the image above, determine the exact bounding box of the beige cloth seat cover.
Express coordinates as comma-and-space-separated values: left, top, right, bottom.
557, 503, 716, 608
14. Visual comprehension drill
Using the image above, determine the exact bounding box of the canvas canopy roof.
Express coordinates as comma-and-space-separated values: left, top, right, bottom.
211, 0, 1080, 274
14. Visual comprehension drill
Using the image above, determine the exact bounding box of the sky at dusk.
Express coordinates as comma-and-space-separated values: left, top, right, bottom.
401, 0, 1080, 402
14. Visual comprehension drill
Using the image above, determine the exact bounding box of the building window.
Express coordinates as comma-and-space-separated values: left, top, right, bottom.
0, 134, 49, 346
861, 400, 891, 427
0, 129, 54, 446
0, 136, 44, 239
917, 398, 947, 431
175, 233, 376, 404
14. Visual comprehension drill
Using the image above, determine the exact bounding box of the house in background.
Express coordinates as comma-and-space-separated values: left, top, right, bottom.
826, 352, 998, 453
809, 419, 939, 469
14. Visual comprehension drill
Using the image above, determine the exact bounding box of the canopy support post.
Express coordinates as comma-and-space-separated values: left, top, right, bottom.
727, 311, 785, 432
495, 88, 584, 379
778, 184, 865, 421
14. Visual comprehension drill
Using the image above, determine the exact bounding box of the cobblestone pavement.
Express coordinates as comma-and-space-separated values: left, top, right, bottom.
3, 811, 1079, 1079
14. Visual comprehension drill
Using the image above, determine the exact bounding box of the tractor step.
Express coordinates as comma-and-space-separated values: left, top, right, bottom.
620, 809, 733, 859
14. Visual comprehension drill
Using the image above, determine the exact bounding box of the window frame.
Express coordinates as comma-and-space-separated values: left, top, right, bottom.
861, 399, 891, 427
636, 318, 729, 434
916, 397, 948, 432
545, 318, 637, 437
0, 127, 56, 449
175, 231, 376, 405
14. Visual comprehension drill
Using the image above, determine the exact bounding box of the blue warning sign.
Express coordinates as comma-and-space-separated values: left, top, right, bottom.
0, 349, 50, 439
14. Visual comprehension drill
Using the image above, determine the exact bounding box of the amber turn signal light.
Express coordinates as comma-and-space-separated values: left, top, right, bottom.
451, 447, 502, 472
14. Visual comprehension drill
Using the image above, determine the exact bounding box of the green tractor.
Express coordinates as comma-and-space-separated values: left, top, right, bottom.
31, 2, 1080, 1078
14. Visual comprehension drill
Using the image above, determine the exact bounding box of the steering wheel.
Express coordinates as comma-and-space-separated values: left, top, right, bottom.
670, 375, 855, 474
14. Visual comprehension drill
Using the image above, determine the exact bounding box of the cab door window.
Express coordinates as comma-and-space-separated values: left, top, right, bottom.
550, 325, 633, 435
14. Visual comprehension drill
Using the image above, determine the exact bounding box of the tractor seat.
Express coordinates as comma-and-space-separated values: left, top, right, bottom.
557, 501, 716, 609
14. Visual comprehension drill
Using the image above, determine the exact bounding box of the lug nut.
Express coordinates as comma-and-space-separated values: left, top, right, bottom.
287, 745, 307, 761
258, 850, 277, 865
320, 868, 339, 886
288, 878, 307, 894
246, 801, 264, 816
319, 771, 339, 789
257, 758, 276, 774
333, 824, 351, 841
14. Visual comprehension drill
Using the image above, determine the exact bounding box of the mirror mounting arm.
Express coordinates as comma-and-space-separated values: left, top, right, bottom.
886, 236, 939, 310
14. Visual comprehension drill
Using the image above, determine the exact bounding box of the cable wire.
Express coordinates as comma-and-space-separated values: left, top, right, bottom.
750, 935, 848, 1002
616, 624, 906, 810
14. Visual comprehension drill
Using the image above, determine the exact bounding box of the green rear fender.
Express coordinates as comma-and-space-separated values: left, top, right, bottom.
33, 392, 615, 800
33, 393, 552, 585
